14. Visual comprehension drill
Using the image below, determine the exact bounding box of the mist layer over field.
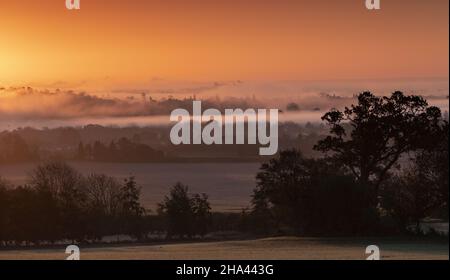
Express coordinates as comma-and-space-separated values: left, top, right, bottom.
1, 79, 448, 130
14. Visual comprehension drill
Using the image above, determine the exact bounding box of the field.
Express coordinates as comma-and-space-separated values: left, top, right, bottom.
0, 237, 448, 260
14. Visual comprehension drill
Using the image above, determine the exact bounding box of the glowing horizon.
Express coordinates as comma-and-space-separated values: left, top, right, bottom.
0, 0, 448, 86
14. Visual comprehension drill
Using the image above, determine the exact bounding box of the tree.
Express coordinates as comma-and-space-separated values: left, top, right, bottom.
29, 161, 87, 242
92, 141, 108, 161
381, 170, 441, 234
30, 161, 83, 196
83, 174, 122, 217
414, 121, 449, 217
158, 183, 195, 238
82, 174, 123, 240
0, 178, 10, 244
192, 193, 212, 237
118, 177, 146, 240
158, 183, 211, 239
7, 186, 41, 244
253, 150, 312, 232
252, 149, 377, 235
286, 102, 300, 111
382, 121, 449, 232
77, 142, 85, 160
314, 91, 442, 198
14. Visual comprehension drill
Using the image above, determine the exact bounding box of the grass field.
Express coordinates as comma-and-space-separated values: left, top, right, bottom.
0, 237, 448, 260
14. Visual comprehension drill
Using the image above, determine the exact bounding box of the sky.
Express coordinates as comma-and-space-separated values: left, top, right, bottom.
0, 0, 448, 87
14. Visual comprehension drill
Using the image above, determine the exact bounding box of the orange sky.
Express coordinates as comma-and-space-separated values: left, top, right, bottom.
0, 0, 448, 85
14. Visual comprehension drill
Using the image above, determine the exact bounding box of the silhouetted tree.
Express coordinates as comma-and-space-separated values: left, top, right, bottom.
7, 186, 42, 244
158, 183, 194, 238
92, 141, 108, 161
381, 121, 449, 232
108, 141, 118, 161
315, 91, 443, 199
253, 150, 311, 233
119, 177, 146, 240
158, 183, 211, 239
414, 121, 449, 217
29, 161, 87, 242
0, 178, 9, 244
381, 170, 440, 234
286, 102, 300, 111
192, 193, 212, 237
77, 142, 85, 160
84, 143, 93, 160
248, 192, 275, 234
82, 174, 123, 240
252, 149, 377, 235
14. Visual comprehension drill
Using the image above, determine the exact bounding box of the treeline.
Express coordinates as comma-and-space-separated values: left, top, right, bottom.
0, 162, 215, 246
1, 122, 329, 163
0, 162, 146, 245
76, 138, 165, 162
0, 133, 166, 163
0, 133, 38, 163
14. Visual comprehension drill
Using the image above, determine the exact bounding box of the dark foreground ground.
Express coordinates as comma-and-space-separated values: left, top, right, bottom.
0, 237, 448, 260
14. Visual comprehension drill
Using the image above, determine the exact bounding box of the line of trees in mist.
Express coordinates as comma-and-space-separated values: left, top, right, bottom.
0, 133, 39, 163
76, 137, 165, 162
0, 161, 215, 246
0, 91, 449, 246
0, 125, 330, 163
0, 134, 166, 163
0, 121, 331, 164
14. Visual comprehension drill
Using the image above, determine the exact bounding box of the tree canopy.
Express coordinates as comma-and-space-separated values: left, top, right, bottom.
314, 91, 443, 194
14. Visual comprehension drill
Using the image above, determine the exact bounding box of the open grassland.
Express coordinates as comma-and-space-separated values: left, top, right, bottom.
0, 237, 447, 260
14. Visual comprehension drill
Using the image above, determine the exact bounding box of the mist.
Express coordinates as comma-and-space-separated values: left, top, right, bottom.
1, 78, 448, 131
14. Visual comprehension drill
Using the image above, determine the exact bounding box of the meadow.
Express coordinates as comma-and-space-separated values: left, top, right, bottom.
0, 237, 447, 260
